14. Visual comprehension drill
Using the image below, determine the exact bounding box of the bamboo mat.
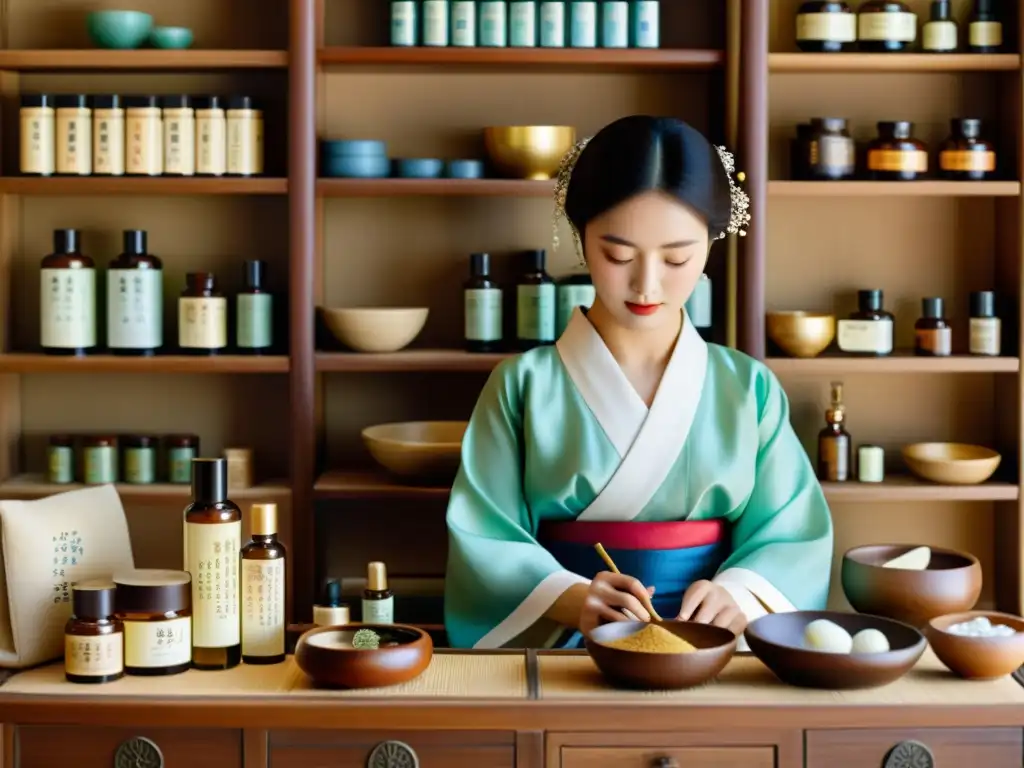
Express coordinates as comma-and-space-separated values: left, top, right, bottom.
536, 649, 1024, 705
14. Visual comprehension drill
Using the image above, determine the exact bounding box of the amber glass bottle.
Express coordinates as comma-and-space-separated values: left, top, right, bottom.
178, 272, 228, 355
915, 298, 952, 356
817, 382, 851, 482
795, 1, 856, 53
65, 580, 123, 684
41, 228, 96, 357
866, 121, 928, 181
968, 0, 1002, 52
857, 1, 917, 52
938, 118, 996, 181
107, 229, 163, 356
241, 503, 287, 665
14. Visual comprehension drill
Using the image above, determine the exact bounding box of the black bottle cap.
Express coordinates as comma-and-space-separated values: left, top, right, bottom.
194, 96, 225, 111
470, 253, 490, 276
124, 95, 160, 109
931, 0, 951, 20
970, 290, 996, 317
954, 118, 983, 139
185, 272, 216, 292
975, 0, 995, 17
53, 229, 80, 254
524, 249, 546, 272
55, 94, 89, 109
92, 95, 121, 110
322, 578, 342, 607
21, 94, 53, 108
190, 457, 227, 504
886, 121, 913, 140
71, 579, 116, 621
810, 117, 848, 132
228, 95, 255, 110
161, 95, 191, 109
123, 229, 146, 255
244, 260, 266, 289
922, 297, 944, 319
858, 289, 883, 311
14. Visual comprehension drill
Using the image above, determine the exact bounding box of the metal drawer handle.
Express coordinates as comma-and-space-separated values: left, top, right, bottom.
883, 740, 934, 768
652, 758, 680, 768
113, 736, 164, 768
367, 740, 420, 768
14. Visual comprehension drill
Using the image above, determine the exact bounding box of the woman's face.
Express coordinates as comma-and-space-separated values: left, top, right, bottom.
583, 191, 710, 331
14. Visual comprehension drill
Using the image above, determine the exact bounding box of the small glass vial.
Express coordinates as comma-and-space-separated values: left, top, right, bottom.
631, 0, 659, 47
92, 95, 125, 176
40, 228, 96, 356
557, 271, 595, 337
391, 0, 418, 46
125, 96, 163, 176
20, 94, 55, 176
241, 503, 288, 665
857, 0, 917, 52
600, 0, 628, 47
227, 96, 260, 177
178, 272, 228, 354
162, 95, 195, 176
55, 95, 91, 177
915, 297, 952, 356
165, 434, 200, 483
817, 381, 851, 482
922, 0, 958, 52
114, 569, 192, 676
237, 260, 273, 354
517, 249, 556, 349
122, 435, 158, 484
866, 121, 927, 181
968, 0, 1001, 52
539, 0, 567, 46
107, 229, 163, 356
423, 0, 450, 45
857, 445, 885, 483
196, 96, 227, 177
795, 1, 856, 52
313, 579, 351, 626
464, 252, 503, 352
451, 0, 477, 45
837, 289, 894, 356
969, 290, 1000, 356
938, 118, 996, 181
510, 0, 538, 46
82, 436, 118, 484
807, 117, 855, 180
48, 434, 75, 484
65, 580, 123, 684
479, 0, 509, 46
570, 0, 598, 46
362, 561, 395, 624
684, 273, 712, 341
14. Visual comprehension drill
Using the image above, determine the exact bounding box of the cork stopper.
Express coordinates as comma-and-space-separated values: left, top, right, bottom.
249, 502, 278, 536
366, 561, 388, 591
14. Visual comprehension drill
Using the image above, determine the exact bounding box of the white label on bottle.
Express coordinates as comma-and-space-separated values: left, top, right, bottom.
540, 2, 565, 45
836, 318, 893, 355
465, 288, 503, 341
796, 12, 856, 42
178, 296, 227, 349
93, 111, 125, 175
517, 283, 556, 341
242, 559, 285, 658
423, 0, 449, 45
362, 597, 394, 624
633, 0, 659, 47
56, 112, 92, 176
858, 12, 917, 42
197, 115, 227, 175
21, 108, 55, 175
452, 0, 477, 45
164, 113, 196, 176
391, 0, 417, 45
65, 633, 123, 677
124, 617, 191, 668
107, 268, 162, 350
511, 3, 537, 45
601, 1, 628, 47
126, 112, 163, 175
970, 317, 1001, 355
40, 267, 96, 349
571, 1, 597, 46
480, 1, 508, 45
922, 20, 957, 50
186, 521, 241, 648
970, 21, 1002, 47
227, 114, 259, 176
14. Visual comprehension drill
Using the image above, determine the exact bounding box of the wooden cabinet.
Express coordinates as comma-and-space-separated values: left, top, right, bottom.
559, 747, 775, 768
806, 727, 1023, 767
548, 731, 794, 768
269, 730, 515, 768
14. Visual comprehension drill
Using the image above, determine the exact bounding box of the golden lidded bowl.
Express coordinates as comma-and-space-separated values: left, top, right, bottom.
483, 125, 576, 180
766, 311, 835, 358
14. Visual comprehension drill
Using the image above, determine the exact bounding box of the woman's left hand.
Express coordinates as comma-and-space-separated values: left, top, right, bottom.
677, 580, 747, 635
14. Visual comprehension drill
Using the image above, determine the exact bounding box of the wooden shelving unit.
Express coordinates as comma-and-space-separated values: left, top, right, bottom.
316, 350, 507, 373
0, 474, 291, 501
768, 180, 1021, 197
317, 178, 551, 197
0, 177, 288, 195
0, 49, 288, 70
769, 52, 1021, 72
0, 354, 289, 374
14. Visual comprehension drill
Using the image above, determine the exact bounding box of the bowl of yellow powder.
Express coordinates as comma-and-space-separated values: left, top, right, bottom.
585, 620, 738, 690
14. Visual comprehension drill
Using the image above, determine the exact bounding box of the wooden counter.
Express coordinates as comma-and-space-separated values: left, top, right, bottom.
0, 649, 1022, 767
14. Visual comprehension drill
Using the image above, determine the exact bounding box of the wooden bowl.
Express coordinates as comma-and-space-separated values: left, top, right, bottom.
842, 544, 982, 627
744, 610, 926, 689
927, 611, 1024, 680
483, 125, 576, 180
321, 307, 428, 353
584, 621, 738, 690
765, 311, 836, 358
294, 624, 433, 688
902, 442, 1001, 485
362, 421, 467, 481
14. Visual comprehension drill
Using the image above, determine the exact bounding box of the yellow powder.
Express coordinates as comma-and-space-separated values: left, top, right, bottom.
601, 623, 697, 654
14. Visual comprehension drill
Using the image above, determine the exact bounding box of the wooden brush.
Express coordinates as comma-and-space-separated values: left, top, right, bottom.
594, 542, 664, 622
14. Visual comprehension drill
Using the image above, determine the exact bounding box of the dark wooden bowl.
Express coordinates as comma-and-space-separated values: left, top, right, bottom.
744, 610, 926, 690
841, 544, 982, 627
294, 624, 433, 689
584, 620, 738, 690
927, 611, 1024, 680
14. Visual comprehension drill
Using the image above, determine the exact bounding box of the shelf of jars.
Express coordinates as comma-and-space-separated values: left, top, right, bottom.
0, 354, 289, 374
0, 49, 289, 71
0, 177, 287, 195
765, 351, 1020, 374
0, 474, 291, 501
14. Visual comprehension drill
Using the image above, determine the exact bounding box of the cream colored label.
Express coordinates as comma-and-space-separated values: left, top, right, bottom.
940, 149, 996, 172
163, 109, 195, 175
922, 20, 957, 50
65, 633, 123, 676
197, 113, 227, 175
242, 559, 285, 657
970, 20, 1002, 47
124, 617, 191, 668
186, 521, 241, 648
867, 148, 927, 173
93, 109, 125, 175
41, 267, 96, 348
227, 111, 259, 175
313, 605, 350, 626
56, 109, 91, 175
20, 107, 55, 174
178, 296, 227, 349
362, 596, 394, 624
795, 13, 856, 42
837, 319, 893, 354
858, 12, 917, 42
916, 327, 952, 355
970, 317, 1000, 355
126, 109, 163, 175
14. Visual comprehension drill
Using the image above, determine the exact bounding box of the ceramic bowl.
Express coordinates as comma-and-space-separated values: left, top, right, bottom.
483, 125, 576, 180
393, 158, 444, 179
321, 154, 390, 179
744, 610, 926, 689
585, 621, 738, 690
321, 307, 428, 352
902, 442, 1002, 485
87, 10, 153, 49
149, 26, 193, 49
927, 611, 1024, 680
320, 139, 387, 156
842, 544, 982, 627
446, 159, 485, 179
362, 421, 467, 481
765, 311, 836, 358
295, 624, 433, 688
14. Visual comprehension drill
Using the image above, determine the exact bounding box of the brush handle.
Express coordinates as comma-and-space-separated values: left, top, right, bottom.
593, 542, 664, 622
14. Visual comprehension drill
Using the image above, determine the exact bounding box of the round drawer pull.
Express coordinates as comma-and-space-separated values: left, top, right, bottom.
883, 740, 934, 768
114, 736, 164, 768
652, 758, 680, 768
367, 740, 420, 768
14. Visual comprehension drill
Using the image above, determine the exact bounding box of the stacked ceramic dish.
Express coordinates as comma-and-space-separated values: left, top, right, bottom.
319, 139, 484, 180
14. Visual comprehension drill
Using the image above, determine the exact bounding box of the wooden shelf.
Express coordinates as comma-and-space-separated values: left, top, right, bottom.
317, 178, 552, 197
768, 180, 1021, 197
0, 474, 291, 501
767, 353, 1020, 375
0, 49, 288, 71
0, 354, 289, 374
315, 470, 452, 500
769, 52, 1021, 73
0, 177, 287, 195
316, 350, 510, 372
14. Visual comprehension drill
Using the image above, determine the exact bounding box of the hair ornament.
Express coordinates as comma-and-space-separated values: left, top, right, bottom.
552, 137, 591, 261
713, 144, 751, 241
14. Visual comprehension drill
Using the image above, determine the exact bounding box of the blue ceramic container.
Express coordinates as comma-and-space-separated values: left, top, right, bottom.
394, 158, 444, 179
446, 159, 485, 179
149, 26, 194, 49
321, 139, 387, 157
87, 10, 153, 50
322, 154, 390, 178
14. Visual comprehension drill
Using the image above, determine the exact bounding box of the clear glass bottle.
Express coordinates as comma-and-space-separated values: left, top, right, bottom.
915, 297, 952, 356
600, 0, 628, 47
968, 0, 1001, 52
452, 0, 478, 45
107, 229, 163, 356
236, 260, 273, 354
65, 580, 123, 684
92, 95, 125, 176
969, 290, 1000, 356
464, 252, 503, 352
630, 0, 659, 47
922, 0, 958, 52
40, 228, 96, 356
817, 381, 851, 482
569, 0, 597, 46
55, 95, 91, 177
162, 95, 195, 176
479, 0, 509, 46
362, 561, 395, 624
178, 272, 227, 354
241, 503, 287, 665
516, 249, 556, 349
20, 94, 55, 176
510, 0, 538, 46
423, 0, 451, 46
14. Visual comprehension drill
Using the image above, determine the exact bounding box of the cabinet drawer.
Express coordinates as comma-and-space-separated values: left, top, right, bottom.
16, 725, 242, 768
807, 727, 1022, 767
270, 730, 514, 768
560, 746, 775, 768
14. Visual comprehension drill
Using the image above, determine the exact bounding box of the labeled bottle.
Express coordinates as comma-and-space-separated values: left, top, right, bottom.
196, 97, 227, 176
184, 457, 242, 670
557, 271, 596, 337
570, 0, 598, 46
64, 580, 123, 684
20, 94, 55, 176
55, 95, 91, 176
92, 95, 125, 176
684, 273, 712, 341
237, 260, 273, 354
362, 562, 395, 624
48, 434, 75, 484
179, 272, 228, 354
806, 117, 855, 180
969, 290, 1000, 356
464, 252, 503, 352
479, 0, 509, 46
817, 381, 851, 482
114, 569, 192, 676
866, 121, 928, 181
83, 435, 118, 484
451, 0, 477, 45
125, 95, 163, 176
540, 0, 567, 46
107, 229, 163, 356
40, 228, 96, 356
631, 0, 659, 48
423, 0, 450, 45
516, 249, 556, 349
162, 95, 195, 176
837, 289, 894, 356
795, 1, 856, 52
122, 435, 158, 484
857, 1, 917, 52
227, 96, 260, 177
391, 0, 418, 45
241, 503, 287, 665
600, 0, 628, 47
510, 0, 538, 46
166, 434, 200, 484
968, 0, 1001, 52
922, 0, 958, 52
313, 579, 351, 626
938, 118, 996, 181
915, 297, 952, 356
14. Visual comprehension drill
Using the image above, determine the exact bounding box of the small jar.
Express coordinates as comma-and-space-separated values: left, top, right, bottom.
82, 436, 117, 484
178, 272, 227, 354
795, 1, 856, 52
790, 123, 812, 180
969, 290, 1000, 356
866, 121, 927, 181
391, 0, 418, 46
125, 96, 163, 176
570, 0, 598, 47
837, 288, 894, 356
165, 434, 200, 483
857, 445, 885, 483
938, 118, 996, 181
857, 0, 917, 52
451, 0, 477, 45
55, 95, 91, 176
422, 0, 450, 46
20, 94, 55, 176
600, 0, 628, 47
65, 580, 123, 684
479, 0, 509, 46
539, 0, 567, 46
630, 0, 659, 48
807, 117, 855, 180
196, 96, 227, 177
162, 95, 195, 177
510, 0, 539, 47
121, 435, 158, 485
226, 96, 260, 177
48, 434, 75, 484
114, 569, 192, 676
915, 297, 952, 357
92, 95, 125, 176
922, 0, 957, 53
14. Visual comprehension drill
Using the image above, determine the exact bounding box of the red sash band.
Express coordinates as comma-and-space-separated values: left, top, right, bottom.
537, 520, 726, 551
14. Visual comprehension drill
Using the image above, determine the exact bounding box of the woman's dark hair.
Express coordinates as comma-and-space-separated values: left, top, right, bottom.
564, 116, 733, 241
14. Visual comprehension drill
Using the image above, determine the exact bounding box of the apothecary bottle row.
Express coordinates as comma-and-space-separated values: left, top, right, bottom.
47, 433, 200, 485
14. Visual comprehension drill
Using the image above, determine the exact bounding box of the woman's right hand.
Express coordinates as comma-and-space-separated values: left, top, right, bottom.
579, 571, 656, 636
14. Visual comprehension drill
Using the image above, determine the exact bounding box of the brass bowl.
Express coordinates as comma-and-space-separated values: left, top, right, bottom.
902, 442, 1001, 485
927, 611, 1024, 680
362, 420, 467, 482
483, 125, 576, 180
320, 307, 428, 353
765, 311, 835, 358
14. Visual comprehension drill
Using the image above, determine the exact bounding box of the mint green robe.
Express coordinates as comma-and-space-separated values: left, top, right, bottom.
445, 308, 834, 649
